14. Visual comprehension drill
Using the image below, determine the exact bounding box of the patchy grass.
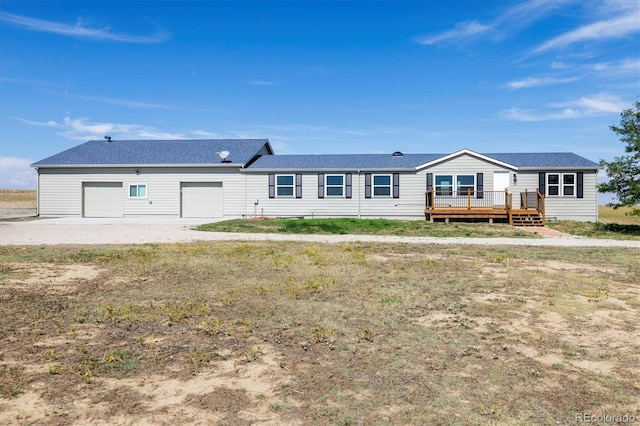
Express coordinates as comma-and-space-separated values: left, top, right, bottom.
197, 217, 538, 238
1, 242, 639, 424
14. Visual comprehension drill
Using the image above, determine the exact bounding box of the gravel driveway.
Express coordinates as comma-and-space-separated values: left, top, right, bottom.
2, 217, 639, 248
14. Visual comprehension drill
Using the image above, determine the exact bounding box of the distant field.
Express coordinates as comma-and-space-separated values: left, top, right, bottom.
0, 189, 36, 209
598, 205, 640, 225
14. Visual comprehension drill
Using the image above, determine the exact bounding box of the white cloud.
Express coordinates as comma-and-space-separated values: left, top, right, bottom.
249, 80, 275, 86
550, 94, 626, 114
588, 57, 640, 75
71, 94, 174, 110
0, 157, 37, 189
500, 93, 628, 121
13, 117, 62, 128
415, 20, 491, 45
0, 77, 62, 88
500, 107, 579, 122
505, 76, 579, 89
190, 130, 225, 138
13, 116, 269, 142
14, 116, 186, 141
0, 11, 169, 43
415, 0, 572, 46
533, 11, 640, 52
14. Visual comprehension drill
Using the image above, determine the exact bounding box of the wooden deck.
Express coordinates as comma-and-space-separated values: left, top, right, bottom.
425, 189, 545, 226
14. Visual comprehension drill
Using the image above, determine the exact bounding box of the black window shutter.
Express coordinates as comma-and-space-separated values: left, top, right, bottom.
476, 172, 483, 199
577, 172, 584, 198
365, 173, 372, 198
392, 173, 400, 198
296, 173, 302, 198
426, 173, 433, 190
268, 174, 275, 198
538, 172, 546, 195
345, 173, 352, 198
318, 173, 324, 198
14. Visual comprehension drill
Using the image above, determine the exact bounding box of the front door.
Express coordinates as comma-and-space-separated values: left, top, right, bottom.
493, 172, 510, 206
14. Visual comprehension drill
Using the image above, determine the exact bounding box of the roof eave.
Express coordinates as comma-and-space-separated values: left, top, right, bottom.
242, 167, 417, 173
517, 166, 602, 171
31, 163, 245, 169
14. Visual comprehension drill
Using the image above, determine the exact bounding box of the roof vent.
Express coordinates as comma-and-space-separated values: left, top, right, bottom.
104, 135, 112, 142
217, 150, 230, 162
392, 151, 403, 157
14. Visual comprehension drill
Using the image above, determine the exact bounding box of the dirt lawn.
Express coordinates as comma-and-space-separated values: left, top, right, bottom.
0, 242, 638, 425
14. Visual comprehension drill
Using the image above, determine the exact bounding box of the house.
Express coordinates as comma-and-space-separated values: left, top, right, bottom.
31, 138, 601, 223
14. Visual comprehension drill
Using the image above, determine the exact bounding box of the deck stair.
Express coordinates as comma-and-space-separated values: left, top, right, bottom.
510, 212, 544, 227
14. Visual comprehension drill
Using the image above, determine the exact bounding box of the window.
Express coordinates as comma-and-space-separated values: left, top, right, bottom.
563, 174, 575, 195
129, 184, 147, 198
373, 175, 391, 196
435, 174, 475, 196
547, 173, 575, 196
435, 175, 453, 196
276, 175, 294, 197
326, 175, 344, 197
547, 174, 560, 195
456, 175, 475, 195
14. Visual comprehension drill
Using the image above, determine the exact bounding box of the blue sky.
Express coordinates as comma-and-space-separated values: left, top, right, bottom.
1, 0, 638, 190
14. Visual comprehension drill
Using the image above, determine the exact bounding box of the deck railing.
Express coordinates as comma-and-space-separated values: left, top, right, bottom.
425, 189, 511, 210
518, 189, 546, 225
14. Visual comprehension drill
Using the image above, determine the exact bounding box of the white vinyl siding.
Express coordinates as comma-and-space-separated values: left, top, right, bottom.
37, 167, 247, 218
244, 172, 415, 219
515, 171, 598, 221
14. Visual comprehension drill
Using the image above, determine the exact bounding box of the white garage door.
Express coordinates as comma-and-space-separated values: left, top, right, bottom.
181, 182, 223, 218
83, 182, 124, 218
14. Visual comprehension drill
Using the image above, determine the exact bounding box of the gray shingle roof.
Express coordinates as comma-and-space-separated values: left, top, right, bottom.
31, 139, 272, 166
484, 153, 600, 168
31, 139, 600, 171
247, 152, 600, 170
247, 154, 443, 170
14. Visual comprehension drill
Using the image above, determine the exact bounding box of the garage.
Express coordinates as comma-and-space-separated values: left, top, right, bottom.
181, 182, 224, 218
83, 182, 124, 218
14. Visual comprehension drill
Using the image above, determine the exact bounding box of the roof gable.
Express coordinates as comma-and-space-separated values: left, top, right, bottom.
31, 139, 272, 167
414, 149, 517, 171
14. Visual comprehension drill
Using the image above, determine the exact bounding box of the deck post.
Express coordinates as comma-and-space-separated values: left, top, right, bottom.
506, 190, 513, 225
467, 189, 471, 209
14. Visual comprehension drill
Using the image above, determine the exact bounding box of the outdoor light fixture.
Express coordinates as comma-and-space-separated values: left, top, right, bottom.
135, 169, 140, 175
513, 173, 517, 184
